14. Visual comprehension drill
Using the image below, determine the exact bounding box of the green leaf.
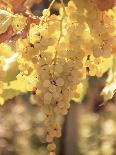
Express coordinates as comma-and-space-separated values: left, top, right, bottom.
99, 56, 113, 74
2, 89, 21, 101
0, 9, 12, 35
0, 43, 14, 58
5, 60, 19, 82
0, 97, 4, 106
101, 56, 116, 101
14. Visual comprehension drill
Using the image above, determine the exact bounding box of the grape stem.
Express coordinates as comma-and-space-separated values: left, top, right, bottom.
53, 0, 66, 65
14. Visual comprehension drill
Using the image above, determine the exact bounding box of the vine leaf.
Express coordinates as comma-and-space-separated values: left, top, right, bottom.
0, 9, 12, 35
96, 0, 115, 11
101, 56, 116, 101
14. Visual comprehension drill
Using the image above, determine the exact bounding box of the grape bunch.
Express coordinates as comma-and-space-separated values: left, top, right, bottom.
0, 0, 116, 154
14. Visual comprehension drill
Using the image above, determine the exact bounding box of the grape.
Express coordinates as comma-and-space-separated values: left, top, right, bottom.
49, 152, 56, 155
47, 143, 56, 151
42, 9, 50, 17
44, 92, 52, 104
53, 92, 59, 99
54, 64, 63, 74
48, 84, 57, 93
43, 80, 51, 88
56, 78, 64, 87
11, 14, 26, 32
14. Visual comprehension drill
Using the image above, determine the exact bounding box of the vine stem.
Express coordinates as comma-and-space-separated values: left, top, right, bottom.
48, 0, 56, 11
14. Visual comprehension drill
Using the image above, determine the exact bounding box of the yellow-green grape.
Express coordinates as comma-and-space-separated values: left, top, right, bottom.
49, 151, 56, 155
44, 92, 52, 104
46, 134, 54, 143
18, 61, 33, 76
43, 80, 51, 88
42, 9, 50, 17
47, 143, 56, 152
29, 25, 41, 44
93, 45, 102, 58
48, 84, 57, 93
54, 64, 63, 74
11, 14, 26, 32
56, 78, 64, 87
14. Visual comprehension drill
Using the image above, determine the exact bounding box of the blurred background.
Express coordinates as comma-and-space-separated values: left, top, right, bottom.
0, 76, 116, 155
0, 0, 116, 155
